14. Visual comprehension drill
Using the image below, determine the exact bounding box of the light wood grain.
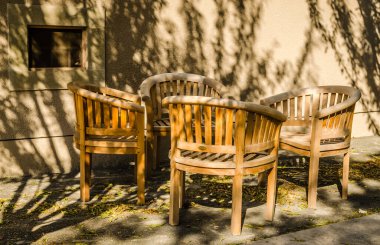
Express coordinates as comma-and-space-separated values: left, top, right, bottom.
68, 82, 145, 205
260, 85, 361, 209
166, 96, 285, 235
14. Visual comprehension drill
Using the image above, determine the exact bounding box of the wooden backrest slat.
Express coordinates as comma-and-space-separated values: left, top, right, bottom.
150, 86, 158, 119
198, 83, 205, 96
120, 109, 127, 128
304, 95, 311, 121
245, 112, 255, 145
225, 109, 234, 145
193, 82, 199, 96
179, 80, 185, 95
215, 107, 225, 145
94, 101, 101, 127
164, 96, 285, 162
289, 97, 295, 120
177, 104, 186, 141
112, 107, 119, 128
87, 98, 94, 127
203, 106, 212, 144
128, 110, 136, 129
184, 104, 193, 143
297, 96, 303, 120
194, 105, 202, 144
283, 99, 289, 119
103, 103, 110, 128
258, 116, 267, 143
186, 81, 192, 95
155, 84, 162, 119
252, 114, 262, 144
73, 94, 79, 126
171, 80, 177, 96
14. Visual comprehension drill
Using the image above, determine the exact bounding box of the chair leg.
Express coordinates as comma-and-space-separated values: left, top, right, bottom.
258, 172, 267, 186
342, 152, 350, 200
136, 152, 145, 205
80, 151, 91, 202
308, 152, 320, 209
169, 163, 180, 225
265, 164, 277, 221
153, 135, 159, 171
231, 174, 243, 235
146, 132, 154, 177
179, 171, 185, 208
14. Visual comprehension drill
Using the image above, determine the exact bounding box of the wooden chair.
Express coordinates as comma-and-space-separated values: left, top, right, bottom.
260, 86, 361, 209
68, 82, 145, 205
163, 96, 286, 235
140, 73, 228, 172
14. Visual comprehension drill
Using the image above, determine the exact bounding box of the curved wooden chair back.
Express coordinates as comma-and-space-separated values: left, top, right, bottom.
140, 73, 228, 171
68, 82, 145, 204
141, 73, 227, 122
165, 96, 285, 163
260, 86, 361, 141
163, 96, 286, 235
260, 86, 361, 209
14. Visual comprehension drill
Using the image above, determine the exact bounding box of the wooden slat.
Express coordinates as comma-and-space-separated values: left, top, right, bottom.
184, 105, 193, 143
103, 103, 110, 128
297, 96, 303, 120
177, 141, 236, 154
186, 81, 192, 95
283, 99, 289, 119
225, 109, 234, 145
289, 97, 295, 120
215, 107, 224, 145
194, 105, 202, 143
252, 114, 262, 144
155, 84, 162, 119
151, 86, 158, 119
120, 109, 127, 128
87, 98, 94, 127
179, 80, 185, 95
245, 112, 255, 145
193, 82, 198, 96
204, 105, 212, 144
84, 139, 138, 148
312, 93, 320, 116
160, 82, 166, 99
85, 146, 138, 154
112, 107, 119, 128
258, 116, 267, 143
178, 104, 186, 141
86, 127, 137, 136
304, 95, 310, 121
322, 93, 329, 109
198, 82, 204, 96
95, 101, 101, 127
129, 110, 136, 129
245, 141, 275, 153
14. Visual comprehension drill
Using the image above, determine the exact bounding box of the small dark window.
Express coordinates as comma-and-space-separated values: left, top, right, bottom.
28, 27, 84, 68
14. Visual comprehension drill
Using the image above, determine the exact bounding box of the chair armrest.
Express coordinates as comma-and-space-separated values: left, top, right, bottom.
99, 87, 141, 103
75, 87, 144, 113
68, 82, 141, 103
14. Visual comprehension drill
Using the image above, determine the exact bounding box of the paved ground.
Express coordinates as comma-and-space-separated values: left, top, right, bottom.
0, 136, 379, 244
255, 213, 380, 245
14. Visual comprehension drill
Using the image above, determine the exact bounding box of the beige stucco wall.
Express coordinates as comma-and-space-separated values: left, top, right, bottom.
0, 0, 378, 177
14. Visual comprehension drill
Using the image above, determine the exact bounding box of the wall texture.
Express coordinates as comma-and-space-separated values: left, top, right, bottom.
0, 0, 379, 177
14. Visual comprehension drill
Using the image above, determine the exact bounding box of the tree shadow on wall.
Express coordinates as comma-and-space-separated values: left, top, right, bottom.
106, 0, 316, 101
308, 0, 380, 135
